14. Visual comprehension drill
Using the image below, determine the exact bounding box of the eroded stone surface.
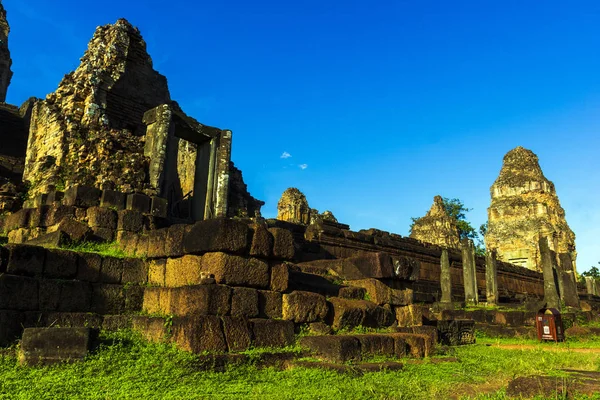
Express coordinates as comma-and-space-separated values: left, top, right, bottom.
0, 2, 12, 102
409, 196, 460, 250
277, 188, 311, 224
486, 147, 576, 272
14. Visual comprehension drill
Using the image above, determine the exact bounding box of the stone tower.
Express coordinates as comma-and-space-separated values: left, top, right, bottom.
409, 195, 461, 250
277, 187, 311, 224
0, 0, 13, 102
485, 146, 576, 272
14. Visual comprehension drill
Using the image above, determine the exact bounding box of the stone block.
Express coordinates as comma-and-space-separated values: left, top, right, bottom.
250, 222, 273, 258
328, 297, 367, 330
100, 257, 123, 284
117, 231, 139, 257
44, 248, 78, 279
100, 190, 126, 211
250, 319, 295, 348
102, 315, 132, 331
5, 244, 45, 277
201, 252, 269, 288
52, 281, 92, 312
145, 285, 232, 316
45, 191, 64, 205
146, 229, 167, 258
299, 335, 361, 363
436, 319, 476, 346
143, 215, 168, 232
356, 334, 396, 357
87, 207, 117, 229
390, 333, 427, 357
221, 316, 252, 352
76, 252, 102, 282
0, 310, 24, 346
91, 227, 115, 242
135, 235, 149, 258
395, 304, 427, 327
165, 255, 202, 287
258, 290, 282, 319
268, 228, 295, 260
165, 224, 187, 257
57, 217, 92, 242
350, 278, 413, 306
63, 185, 102, 208
19, 327, 97, 366
141, 287, 164, 315
91, 284, 124, 314
117, 209, 144, 232
148, 259, 166, 286
171, 315, 227, 353
0, 246, 7, 272
495, 311, 525, 326
282, 291, 328, 323
126, 193, 151, 214
183, 219, 250, 255
4, 209, 31, 231
366, 304, 395, 328
132, 316, 169, 343
150, 197, 168, 218
29, 206, 50, 228
270, 263, 291, 292
45, 205, 76, 227
25, 231, 69, 248
122, 258, 147, 284
39, 280, 60, 311
231, 287, 259, 318
124, 285, 145, 313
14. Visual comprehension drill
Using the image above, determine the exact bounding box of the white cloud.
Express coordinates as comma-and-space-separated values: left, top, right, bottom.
280, 152, 292, 159
299, 164, 308, 170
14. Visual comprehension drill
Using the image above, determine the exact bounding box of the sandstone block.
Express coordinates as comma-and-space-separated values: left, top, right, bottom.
150, 197, 168, 218
39, 280, 92, 312
171, 315, 227, 353
122, 258, 147, 284
201, 252, 269, 288
165, 255, 202, 287
19, 327, 97, 366
395, 304, 430, 327
282, 291, 328, 323
328, 297, 367, 330
132, 316, 169, 343
135, 235, 149, 258
146, 229, 167, 258
350, 278, 413, 306
0, 274, 38, 310
57, 217, 92, 242
221, 316, 252, 352
250, 319, 295, 348
64, 185, 102, 208
165, 224, 187, 257
148, 259, 166, 286
124, 285, 145, 313
25, 231, 69, 248
268, 228, 295, 260
258, 290, 283, 319
145, 285, 232, 316
100, 190, 126, 211
29, 206, 50, 228
141, 287, 164, 315
270, 263, 291, 292
0, 311, 24, 346
126, 193, 151, 214
44, 248, 78, 279
91, 284, 124, 314
118, 231, 139, 257
183, 219, 250, 255
5, 244, 45, 277
391, 333, 428, 357
249, 222, 273, 258
356, 334, 396, 357
92, 227, 115, 242
231, 287, 259, 318
299, 336, 361, 363
87, 207, 117, 229
338, 286, 367, 300
100, 257, 123, 284
4, 209, 31, 231
76, 252, 102, 282
45, 205, 77, 227
117, 209, 144, 232
102, 315, 132, 331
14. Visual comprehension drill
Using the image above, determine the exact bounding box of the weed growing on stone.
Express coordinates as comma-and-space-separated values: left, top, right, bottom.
61, 241, 127, 258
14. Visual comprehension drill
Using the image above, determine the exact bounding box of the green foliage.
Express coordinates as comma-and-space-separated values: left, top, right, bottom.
2, 330, 600, 399
60, 241, 127, 259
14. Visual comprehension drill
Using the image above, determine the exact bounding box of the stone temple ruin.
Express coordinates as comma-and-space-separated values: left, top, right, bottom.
0, 4, 598, 369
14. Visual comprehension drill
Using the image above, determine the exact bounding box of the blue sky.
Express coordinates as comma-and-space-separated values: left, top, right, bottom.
3, 0, 599, 272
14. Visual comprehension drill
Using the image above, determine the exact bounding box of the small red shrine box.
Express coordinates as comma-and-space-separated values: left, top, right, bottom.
536, 308, 564, 342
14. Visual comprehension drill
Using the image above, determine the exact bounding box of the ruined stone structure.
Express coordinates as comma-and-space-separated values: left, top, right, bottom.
409, 195, 461, 250
277, 188, 311, 224
20, 19, 259, 221
486, 147, 576, 272
0, 1, 12, 103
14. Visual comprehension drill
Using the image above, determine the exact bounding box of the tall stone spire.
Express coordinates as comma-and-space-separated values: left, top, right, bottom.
409, 195, 461, 250
0, 0, 13, 102
485, 146, 576, 272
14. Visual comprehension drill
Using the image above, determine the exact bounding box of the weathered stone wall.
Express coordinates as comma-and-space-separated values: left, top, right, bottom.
227, 162, 265, 218
277, 188, 311, 224
486, 147, 576, 272
0, 1, 12, 102
409, 195, 460, 250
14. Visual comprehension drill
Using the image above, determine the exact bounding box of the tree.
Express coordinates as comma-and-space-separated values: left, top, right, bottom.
580, 262, 600, 284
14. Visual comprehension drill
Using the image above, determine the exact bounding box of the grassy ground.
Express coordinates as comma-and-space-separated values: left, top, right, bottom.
2, 330, 600, 399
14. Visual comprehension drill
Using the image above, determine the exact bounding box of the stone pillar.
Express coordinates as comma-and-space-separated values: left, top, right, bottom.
539, 236, 560, 309
143, 105, 174, 191
440, 248, 452, 303
461, 238, 478, 305
585, 277, 596, 296
485, 249, 499, 305
214, 130, 232, 218
558, 253, 580, 308
0, 3, 13, 103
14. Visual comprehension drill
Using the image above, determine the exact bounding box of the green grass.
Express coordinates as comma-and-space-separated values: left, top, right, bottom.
60, 241, 128, 259
2, 330, 600, 399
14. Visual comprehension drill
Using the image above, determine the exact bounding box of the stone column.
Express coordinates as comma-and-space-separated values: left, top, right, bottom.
461, 238, 478, 305
214, 130, 232, 218
539, 236, 560, 309
558, 253, 580, 308
585, 277, 596, 296
440, 248, 452, 303
485, 249, 499, 305
143, 105, 174, 191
